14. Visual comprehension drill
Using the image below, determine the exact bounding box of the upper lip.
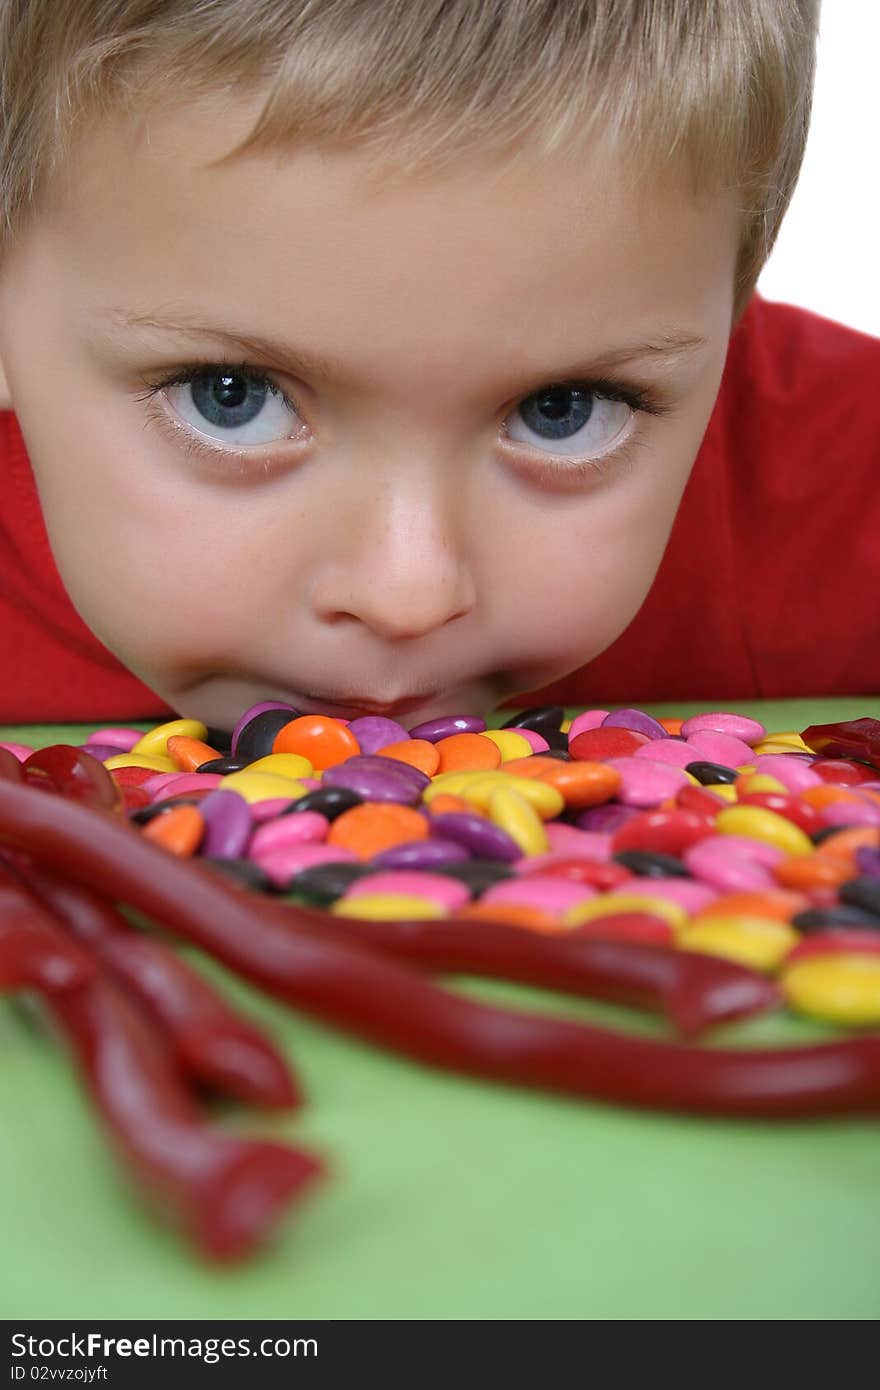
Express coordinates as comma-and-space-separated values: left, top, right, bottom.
297, 692, 438, 716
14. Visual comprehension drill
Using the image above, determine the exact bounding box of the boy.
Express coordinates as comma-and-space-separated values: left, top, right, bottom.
0, 0, 877, 732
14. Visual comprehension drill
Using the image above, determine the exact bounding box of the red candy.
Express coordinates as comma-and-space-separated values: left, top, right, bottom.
568, 727, 650, 760
611, 808, 716, 856
810, 759, 880, 787
519, 857, 633, 892
735, 791, 823, 836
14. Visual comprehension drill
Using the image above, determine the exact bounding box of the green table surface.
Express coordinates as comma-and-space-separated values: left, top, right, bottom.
2, 696, 879, 1320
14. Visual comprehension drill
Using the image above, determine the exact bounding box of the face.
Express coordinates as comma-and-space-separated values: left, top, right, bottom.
0, 94, 739, 729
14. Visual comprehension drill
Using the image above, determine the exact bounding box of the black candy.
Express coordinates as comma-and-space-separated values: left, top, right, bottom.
810, 825, 859, 846
685, 760, 739, 785
612, 850, 691, 878
283, 786, 363, 820
432, 860, 514, 897
792, 905, 880, 932
291, 862, 375, 905
235, 707, 300, 760
501, 705, 566, 736
838, 877, 880, 920
196, 755, 254, 774
129, 796, 201, 825
203, 726, 233, 754
202, 857, 274, 893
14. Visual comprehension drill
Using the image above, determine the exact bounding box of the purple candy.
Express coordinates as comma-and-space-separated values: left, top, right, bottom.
333, 754, 430, 791
855, 847, 880, 880
371, 838, 471, 869
574, 804, 641, 833
408, 714, 487, 742
198, 788, 253, 859
601, 708, 668, 740
345, 716, 410, 755
428, 811, 520, 862
79, 743, 126, 762
230, 701, 298, 754
321, 763, 422, 804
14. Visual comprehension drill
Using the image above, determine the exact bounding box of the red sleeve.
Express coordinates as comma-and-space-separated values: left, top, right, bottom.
0, 410, 173, 723
2, 293, 879, 723
520, 293, 880, 707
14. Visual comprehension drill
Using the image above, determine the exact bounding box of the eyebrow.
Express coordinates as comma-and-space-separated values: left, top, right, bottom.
103, 308, 707, 384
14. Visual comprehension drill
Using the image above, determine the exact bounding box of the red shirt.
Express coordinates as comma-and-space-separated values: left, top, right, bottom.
1, 292, 878, 723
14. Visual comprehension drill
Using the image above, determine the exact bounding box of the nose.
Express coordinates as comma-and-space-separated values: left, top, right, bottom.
309, 475, 477, 642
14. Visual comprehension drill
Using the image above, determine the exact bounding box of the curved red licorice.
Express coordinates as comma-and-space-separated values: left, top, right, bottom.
4, 858, 299, 1109
310, 913, 781, 1038
1, 776, 880, 1117
44, 975, 323, 1260
0, 878, 96, 994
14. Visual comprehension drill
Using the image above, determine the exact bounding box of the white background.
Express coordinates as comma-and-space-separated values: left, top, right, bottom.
757, 0, 879, 335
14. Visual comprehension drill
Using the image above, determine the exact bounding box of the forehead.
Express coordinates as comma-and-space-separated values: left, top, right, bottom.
36, 93, 740, 374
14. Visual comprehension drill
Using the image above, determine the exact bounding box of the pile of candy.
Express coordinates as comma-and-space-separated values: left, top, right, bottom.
23, 702, 880, 1027
1, 704, 879, 1262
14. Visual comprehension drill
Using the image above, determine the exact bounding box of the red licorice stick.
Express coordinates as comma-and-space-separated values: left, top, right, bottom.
312, 915, 781, 1039
0, 877, 96, 994
8, 859, 300, 1109
43, 976, 323, 1260
2, 777, 880, 1117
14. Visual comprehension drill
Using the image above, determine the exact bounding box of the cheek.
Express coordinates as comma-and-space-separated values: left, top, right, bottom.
485, 450, 690, 660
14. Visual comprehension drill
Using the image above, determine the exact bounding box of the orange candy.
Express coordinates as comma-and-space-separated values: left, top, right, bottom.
272, 715, 360, 770
457, 901, 562, 932
773, 855, 853, 890
500, 755, 572, 779
428, 793, 475, 815
165, 735, 222, 772
376, 738, 441, 777
141, 804, 205, 856
800, 784, 865, 810
658, 717, 684, 735
695, 888, 809, 922
434, 733, 502, 773
814, 826, 880, 859
536, 760, 621, 809
326, 802, 429, 860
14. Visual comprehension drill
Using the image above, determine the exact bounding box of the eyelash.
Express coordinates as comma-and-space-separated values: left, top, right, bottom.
134, 359, 673, 476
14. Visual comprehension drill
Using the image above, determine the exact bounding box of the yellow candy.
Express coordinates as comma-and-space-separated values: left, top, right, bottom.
705, 783, 738, 803
244, 752, 314, 779
736, 773, 788, 795
765, 731, 810, 750
560, 718, 572, 734
715, 805, 813, 856
220, 771, 309, 805
423, 771, 495, 801
462, 774, 563, 820
479, 729, 534, 761
782, 954, 880, 1026
130, 719, 208, 757
487, 785, 549, 857
331, 893, 446, 921
563, 892, 687, 932
104, 752, 177, 773
678, 915, 799, 973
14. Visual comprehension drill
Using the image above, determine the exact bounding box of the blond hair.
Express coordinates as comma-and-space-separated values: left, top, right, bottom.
0, 1, 819, 310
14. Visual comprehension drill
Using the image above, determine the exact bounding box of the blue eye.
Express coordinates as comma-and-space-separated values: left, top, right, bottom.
505, 381, 633, 460
190, 371, 270, 428
153, 366, 302, 447
517, 385, 595, 440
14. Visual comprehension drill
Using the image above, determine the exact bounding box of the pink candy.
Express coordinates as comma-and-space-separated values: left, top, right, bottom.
249, 811, 330, 857
480, 876, 596, 915
683, 729, 756, 768
566, 709, 609, 741
679, 712, 766, 745
343, 871, 471, 912
604, 758, 691, 807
